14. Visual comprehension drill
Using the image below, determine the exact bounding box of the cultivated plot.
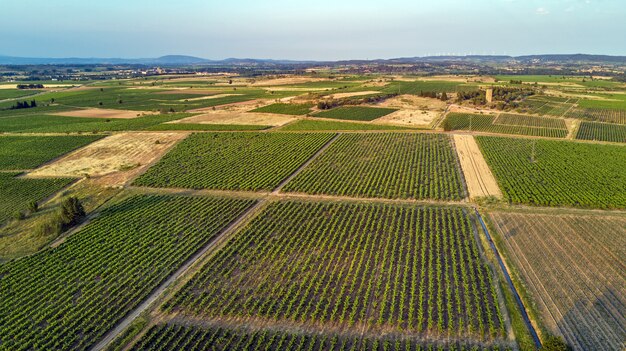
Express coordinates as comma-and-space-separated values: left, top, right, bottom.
284, 133, 466, 200
313, 106, 398, 121
164, 201, 506, 344
0, 135, 102, 170
453, 135, 501, 199
490, 212, 626, 351
476, 136, 626, 209
0, 194, 255, 351
134, 132, 335, 191
443, 113, 568, 138
575, 121, 626, 143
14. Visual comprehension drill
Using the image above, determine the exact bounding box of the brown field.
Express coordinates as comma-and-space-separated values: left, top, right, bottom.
322, 90, 382, 99
27, 132, 189, 186
375, 109, 441, 126
187, 99, 264, 112
51, 108, 152, 119
181, 94, 243, 101
490, 212, 626, 351
171, 110, 296, 126
377, 94, 447, 110
453, 135, 501, 199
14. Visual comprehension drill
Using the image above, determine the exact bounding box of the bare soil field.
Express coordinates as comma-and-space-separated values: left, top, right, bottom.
323, 90, 381, 99
27, 132, 189, 186
374, 109, 440, 126
369, 95, 447, 126
377, 94, 447, 110
490, 212, 626, 351
453, 135, 502, 199
187, 99, 265, 112
51, 108, 152, 119
171, 110, 296, 126
181, 94, 243, 101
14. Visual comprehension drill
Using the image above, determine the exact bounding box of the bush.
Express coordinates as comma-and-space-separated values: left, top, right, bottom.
60, 197, 85, 228
541, 335, 571, 351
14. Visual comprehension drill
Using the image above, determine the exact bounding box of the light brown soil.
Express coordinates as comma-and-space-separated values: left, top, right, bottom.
323, 91, 381, 99
172, 111, 296, 126
27, 132, 189, 186
188, 99, 265, 112
181, 94, 243, 101
376, 94, 447, 110
453, 134, 502, 199
51, 108, 153, 119
375, 109, 440, 126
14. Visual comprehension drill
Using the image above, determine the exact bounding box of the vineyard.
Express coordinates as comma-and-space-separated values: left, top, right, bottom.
575, 121, 626, 143
147, 123, 270, 131
494, 113, 567, 129
313, 106, 398, 121
476, 136, 626, 209
442, 113, 567, 138
164, 201, 505, 342
0, 135, 101, 169
0, 172, 74, 223
133, 132, 334, 191
279, 119, 414, 131
130, 323, 513, 351
0, 194, 255, 351
489, 212, 626, 351
249, 103, 313, 115
565, 107, 626, 124
518, 96, 576, 117
283, 133, 466, 200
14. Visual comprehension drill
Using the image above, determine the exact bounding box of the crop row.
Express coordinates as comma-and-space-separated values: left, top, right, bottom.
565, 107, 626, 124
130, 323, 513, 351
476, 136, 626, 209
493, 113, 567, 129
133, 132, 335, 191
313, 106, 397, 121
0, 194, 254, 351
575, 121, 626, 143
283, 133, 466, 200
442, 113, 567, 138
0, 135, 101, 170
165, 201, 504, 340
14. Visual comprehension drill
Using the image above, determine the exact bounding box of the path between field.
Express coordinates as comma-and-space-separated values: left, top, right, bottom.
90, 199, 267, 351
474, 209, 542, 349
453, 134, 502, 199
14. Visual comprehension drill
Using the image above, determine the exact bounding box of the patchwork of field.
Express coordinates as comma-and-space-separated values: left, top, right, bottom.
134, 132, 335, 191
28, 132, 189, 186
163, 201, 505, 344
51, 108, 150, 119
443, 113, 568, 138
489, 212, 626, 351
0, 194, 255, 351
476, 136, 626, 209
249, 102, 313, 115
575, 121, 626, 143
313, 106, 398, 121
0, 135, 102, 170
0, 173, 74, 224
453, 135, 501, 199
283, 133, 466, 200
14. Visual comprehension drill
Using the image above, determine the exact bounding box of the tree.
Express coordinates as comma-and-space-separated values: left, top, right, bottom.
28, 201, 38, 214
440, 92, 448, 101
60, 197, 85, 228
541, 335, 571, 351
30, 100, 37, 108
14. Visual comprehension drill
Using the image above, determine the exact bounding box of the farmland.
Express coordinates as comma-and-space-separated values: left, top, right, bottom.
442, 113, 568, 138
279, 119, 416, 131
249, 103, 313, 115
0, 172, 74, 224
476, 136, 626, 209
489, 212, 626, 351
0, 194, 254, 351
313, 106, 398, 121
575, 121, 626, 143
164, 201, 506, 344
0, 135, 102, 170
283, 133, 466, 200
134, 132, 334, 191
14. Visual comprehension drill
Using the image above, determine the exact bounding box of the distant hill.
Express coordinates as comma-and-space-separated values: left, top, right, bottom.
0, 53, 625, 66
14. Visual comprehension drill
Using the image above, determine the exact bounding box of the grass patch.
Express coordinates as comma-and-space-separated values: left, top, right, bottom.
313, 106, 397, 121
249, 103, 313, 115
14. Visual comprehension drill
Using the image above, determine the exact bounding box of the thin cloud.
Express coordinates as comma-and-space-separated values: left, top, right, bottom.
536, 7, 550, 15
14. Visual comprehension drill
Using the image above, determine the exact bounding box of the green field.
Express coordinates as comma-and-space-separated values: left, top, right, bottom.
495, 113, 567, 129
0, 89, 42, 100
313, 106, 397, 121
134, 132, 334, 191
575, 121, 626, 143
164, 201, 505, 343
0, 194, 254, 351
442, 113, 568, 138
0, 135, 102, 170
249, 103, 313, 115
283, 133, 466, 200
0, 173, 75, 224
476, 136, 626, 209
566, 107, 626, 124
146, 123, 270, 131
279, 119, 416, 131
382, 80, 472, 94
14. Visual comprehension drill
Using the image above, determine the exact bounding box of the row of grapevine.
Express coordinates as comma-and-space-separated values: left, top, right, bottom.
283, 133, 466, 200
566, 107, 626, 124
494, 113, 567, 129
130, 323, 513, 351
0, 194, 255, 351
476, 136, 626, 209
164, 201, 504, 341
133, 132, 335, 191
0, 135, 101, 170
442, 113, 567, 138
518, 96, 576, 117
575, 121, 626, 143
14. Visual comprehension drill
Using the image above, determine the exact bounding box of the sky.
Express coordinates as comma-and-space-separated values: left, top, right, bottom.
1, 0, 624, 60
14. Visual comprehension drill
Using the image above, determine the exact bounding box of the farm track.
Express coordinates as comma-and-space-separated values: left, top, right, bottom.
90, 199, 267, 351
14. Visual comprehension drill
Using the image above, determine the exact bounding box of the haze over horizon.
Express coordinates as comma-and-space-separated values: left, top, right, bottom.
1, 0, 625, 60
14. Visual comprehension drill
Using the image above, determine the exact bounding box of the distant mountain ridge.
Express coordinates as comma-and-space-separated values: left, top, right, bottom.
0, 53, 625, 65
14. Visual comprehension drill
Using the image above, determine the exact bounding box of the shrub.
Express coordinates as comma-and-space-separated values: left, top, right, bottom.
541, 335, 571, 351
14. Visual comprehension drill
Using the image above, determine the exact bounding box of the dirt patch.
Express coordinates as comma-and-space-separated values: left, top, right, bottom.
323, 91, 382, 99
188, 99, 265, 112
376, 94, 447, 110
52, 108, 152, 119
374, 109, 440, 126
172, 111, 295, 126
27, 132, 189, 186
181, 94, 243, 102
453, 134, 502, 199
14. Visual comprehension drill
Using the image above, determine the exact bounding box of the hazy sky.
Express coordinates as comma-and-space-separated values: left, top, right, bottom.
1, 0, 624, 60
